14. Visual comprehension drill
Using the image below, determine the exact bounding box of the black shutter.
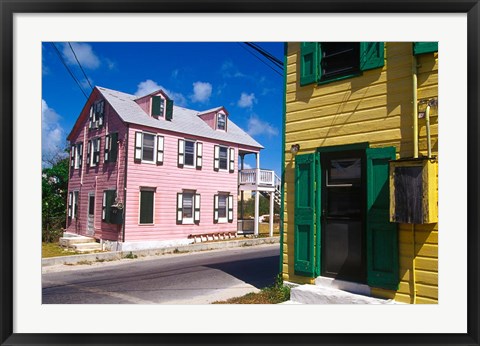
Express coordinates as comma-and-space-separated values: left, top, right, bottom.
110, 133, 118, 163
165, 100, 174, 121
152, 96, 162, 116
98, 100, 105, 127
87, 140, 91, 167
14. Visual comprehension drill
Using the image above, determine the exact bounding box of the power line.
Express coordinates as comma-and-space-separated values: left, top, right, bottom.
237, 43, 283, 77
68, 42, 94, 91
244, 42, 283, 68
50, 43, 89, 99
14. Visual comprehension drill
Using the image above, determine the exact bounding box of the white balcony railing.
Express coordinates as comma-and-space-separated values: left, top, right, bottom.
239, 169, 276, 187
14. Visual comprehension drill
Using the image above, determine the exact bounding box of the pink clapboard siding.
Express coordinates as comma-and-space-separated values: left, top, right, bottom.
66, 89, 127, 241
124, 124, 259, 242
198, 112, 216, 129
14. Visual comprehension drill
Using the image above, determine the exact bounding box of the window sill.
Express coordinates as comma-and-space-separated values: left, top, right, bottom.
138, 223, 155, 226
317, 72, 362, 86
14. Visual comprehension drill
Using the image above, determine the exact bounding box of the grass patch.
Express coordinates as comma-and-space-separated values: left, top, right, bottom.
42, 242, 79, 258
212, 275, 290, 304
124, 252, 138, 259
258, 223, 280, 236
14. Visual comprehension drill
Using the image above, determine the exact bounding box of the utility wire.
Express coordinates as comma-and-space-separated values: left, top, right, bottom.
237, 43, 283, 77
244, 42, 283, 68
68, 42, 94, 91
50, 43, 89, 99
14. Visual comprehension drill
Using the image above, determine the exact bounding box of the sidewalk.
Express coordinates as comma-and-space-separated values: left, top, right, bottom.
42, 236, 280, 267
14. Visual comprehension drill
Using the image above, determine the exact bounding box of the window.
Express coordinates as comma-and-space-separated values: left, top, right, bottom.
70, 142, 83, 169
184, 140, 195, 167
217, 113, 226, 131
178, 139, 202, 169
151, 96, 165, 117
87, 138, 101, 167
89, 100, 105, 129
300, 42, 384, 86
321, 42, 360, 80
102, 190, 122, 224
139, 189, 155, 224
142, 133, 155, 162
134, 132, 164, 164
104, 133, 118, 163
219, 146, 228, 170
176, 192, 201, 224
214, 146, 234, 172
214, 194, 234, 223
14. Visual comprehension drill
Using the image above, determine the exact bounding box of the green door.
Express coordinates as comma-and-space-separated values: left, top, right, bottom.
366, 147, 399, 290
294, 153, 316, 276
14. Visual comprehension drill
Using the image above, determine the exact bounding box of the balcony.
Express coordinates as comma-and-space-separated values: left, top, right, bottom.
238, 169, 280, 191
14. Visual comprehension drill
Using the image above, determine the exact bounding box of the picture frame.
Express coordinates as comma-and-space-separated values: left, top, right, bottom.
1, 1, 479, 345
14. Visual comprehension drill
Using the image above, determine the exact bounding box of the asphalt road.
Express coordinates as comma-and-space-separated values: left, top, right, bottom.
42, 244, 280, 304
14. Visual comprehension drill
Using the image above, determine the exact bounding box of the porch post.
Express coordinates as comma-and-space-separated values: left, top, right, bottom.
240, 154, 245, 221
254, 152, 260, 237
269, 191, 274, 237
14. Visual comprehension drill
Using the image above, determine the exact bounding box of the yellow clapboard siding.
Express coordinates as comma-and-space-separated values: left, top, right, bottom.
416, 257, 438, 271
415, 296, 438, 304
286, 128, 402, 148
415, 243, 438, 258
287, 116, 400, 141
286, 105, 405, 133
415, 269, 438, 286
416, 283, 438, 299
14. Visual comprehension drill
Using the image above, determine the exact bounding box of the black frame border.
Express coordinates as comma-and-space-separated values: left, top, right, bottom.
1, 1, 478, 345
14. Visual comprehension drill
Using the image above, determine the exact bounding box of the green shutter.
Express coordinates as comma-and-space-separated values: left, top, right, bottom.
366, 147, 399, 290
165, 100, 174, 121
300, 42, 319, 86
294, 153, 316, 276
140, 190, 154, 224
413, 42, 438, 55
110, 133, 118, 163
360, 42, 385, 71
152, 96, 162, 116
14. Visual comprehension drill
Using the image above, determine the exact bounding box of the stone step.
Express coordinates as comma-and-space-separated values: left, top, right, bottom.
290, 284, 395, 304
71, 242, 103, 252
59, 234, 96, 247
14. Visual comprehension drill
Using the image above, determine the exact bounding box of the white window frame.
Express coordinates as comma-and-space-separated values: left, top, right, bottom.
90, 138, 101, 167
183, 139, 196, 168
72, 191, 79, 218
218, 146, 228, 171
141, 132, 157, 164
217, 194, 228, 223
138, 187, 156, 225
182, 192, 195, 224
216, 113, 226, 131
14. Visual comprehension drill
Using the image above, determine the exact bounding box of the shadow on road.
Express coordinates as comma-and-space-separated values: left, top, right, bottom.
207, 255, 280, 289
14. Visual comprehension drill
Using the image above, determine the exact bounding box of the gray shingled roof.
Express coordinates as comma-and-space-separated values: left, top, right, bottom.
97, 86, 263, 149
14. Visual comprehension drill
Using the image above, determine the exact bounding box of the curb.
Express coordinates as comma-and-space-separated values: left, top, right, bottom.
42, 236, 280, 267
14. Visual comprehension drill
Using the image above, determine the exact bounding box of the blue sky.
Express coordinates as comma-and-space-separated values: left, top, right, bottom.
42, 42, 284, 175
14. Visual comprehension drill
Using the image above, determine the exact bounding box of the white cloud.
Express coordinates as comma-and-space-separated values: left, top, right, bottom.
247, 115, 279, 138
243, 163, 252, 169
134, 79, 187, 106
190, 81, 212, 103
237, 92, 257, 108
42, 100, 66, 157
61, 42, 101, 69
221, 61, 246, 79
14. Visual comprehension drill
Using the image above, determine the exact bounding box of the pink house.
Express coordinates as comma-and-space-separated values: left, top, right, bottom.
65, 86, 277, 251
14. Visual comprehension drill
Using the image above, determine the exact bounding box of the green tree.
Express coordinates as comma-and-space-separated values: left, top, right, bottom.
42, 156, 69, 242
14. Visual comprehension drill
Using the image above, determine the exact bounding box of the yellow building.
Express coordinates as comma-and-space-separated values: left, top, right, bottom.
281, 42, 438, 304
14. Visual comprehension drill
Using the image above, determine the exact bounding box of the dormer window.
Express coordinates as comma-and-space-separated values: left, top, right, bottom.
217, 113, 226, 131
89, 100, 104, 129
151, 96, 165, 118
